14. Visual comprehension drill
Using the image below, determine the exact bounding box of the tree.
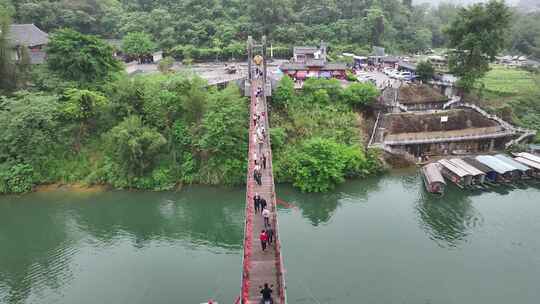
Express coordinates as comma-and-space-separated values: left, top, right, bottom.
46, 28, 122, 84
61, 88, 108, 150
122, 31, 156, 63
280, 137, 371, 192
105, 115, 167, 179
445, 0, 511, 92
341, 83, 380, 108
157, 56, 174, 73
416, 61, 435, 82
197, 85, 248, 185
0, 11, 16, 93
273, 76, 295, 107
365, 8, 386, 47
0, 92, 63, 166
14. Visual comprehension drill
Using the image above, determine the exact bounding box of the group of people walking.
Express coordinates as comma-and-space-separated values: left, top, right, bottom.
253, 193, 274, 251
251, 66, 276, 304
252, 86, 268, 187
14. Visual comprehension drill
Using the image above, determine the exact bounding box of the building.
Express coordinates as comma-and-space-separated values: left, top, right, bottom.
279, 62, 347, 81
371, 109, 515, 157
396, 84, 449, 111
292, 41, 327, 63
397, 61, 417, 74
280, 41, 347, 82
8, 24, 49, 64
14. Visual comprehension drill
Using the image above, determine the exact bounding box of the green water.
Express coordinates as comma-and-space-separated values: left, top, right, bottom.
1, 173, 540, 304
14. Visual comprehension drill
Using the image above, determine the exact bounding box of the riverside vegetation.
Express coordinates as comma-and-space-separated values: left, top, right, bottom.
0, 16, 382, 194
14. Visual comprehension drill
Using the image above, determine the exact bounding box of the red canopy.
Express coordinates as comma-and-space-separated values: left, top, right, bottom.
296, 71, 307, 79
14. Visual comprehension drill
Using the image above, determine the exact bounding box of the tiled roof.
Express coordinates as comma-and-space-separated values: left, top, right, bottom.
9, 24, 49, 47
293, 46, 318, 55
280, 62, 347, 71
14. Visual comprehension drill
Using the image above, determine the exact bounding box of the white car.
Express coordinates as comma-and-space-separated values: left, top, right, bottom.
396, 71, 413, 81
388, 70, 400, 78
383, 67, 394, 75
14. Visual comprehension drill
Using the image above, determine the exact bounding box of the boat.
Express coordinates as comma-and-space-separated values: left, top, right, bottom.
449, 158, 486, 184
475, 155, 515, 183
421, 163, 446, 195
438, 159, 473, 189
514, 157, 540, 179
463, 157, 499, 186
494, 154, 532, 180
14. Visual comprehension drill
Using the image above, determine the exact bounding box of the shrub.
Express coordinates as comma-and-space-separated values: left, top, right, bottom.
279, 137, 377, 192
0, 163, 34, 194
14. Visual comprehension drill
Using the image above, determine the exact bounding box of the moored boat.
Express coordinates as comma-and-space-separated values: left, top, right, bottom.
421, 163, 446, 195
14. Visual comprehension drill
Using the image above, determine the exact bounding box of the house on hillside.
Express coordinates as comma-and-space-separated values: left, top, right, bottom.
281, 41, 347, 83
293, 41, 327, 63
8, 24, 49, 64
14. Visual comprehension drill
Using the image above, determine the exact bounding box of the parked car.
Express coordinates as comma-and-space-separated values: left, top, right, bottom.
388, 70, 400, 78
383, 67, 394, 75
396, 71, 413, 81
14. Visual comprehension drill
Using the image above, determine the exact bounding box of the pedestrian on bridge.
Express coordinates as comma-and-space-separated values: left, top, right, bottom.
260, 197, 267, 211
262, 207, 270, 227
262, 153, 267, 170
254, 193, 261, 214
259, 230, 268, 251
266, 224, 274, 245
259, 284, 273, 304
254, 169, 262, 186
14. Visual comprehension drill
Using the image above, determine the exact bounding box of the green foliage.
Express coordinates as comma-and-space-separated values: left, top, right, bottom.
47, 28, 122, 85
0, 92, 63, 166
416, 61, 435, 82
158, 56, 174, 73
62, 88, 108, 121
0, 11, 16, 93
477, 66, 536, 95
278, 137, 376, 192
0, 163, 34, 194
197, 85, 248, 185
446, 0, 511, 92
122, 31, 156, 58
9, 0, 535, 58
273, 76, 295, 107
341, 83, 380, 108
104, 115, 167, 183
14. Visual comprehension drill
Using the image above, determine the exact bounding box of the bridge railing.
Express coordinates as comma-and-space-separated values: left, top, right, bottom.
240, 81, 257, 304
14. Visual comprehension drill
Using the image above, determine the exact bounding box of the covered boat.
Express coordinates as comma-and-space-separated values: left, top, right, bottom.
463, 157, 497, 183
449, 158, 486, 184
438, 159, 473, 188
514, 157, 540, 178
475, 155, 515, 182
494, 154, 532, 179
421, 163, 446, 195
515, 152, 540, 165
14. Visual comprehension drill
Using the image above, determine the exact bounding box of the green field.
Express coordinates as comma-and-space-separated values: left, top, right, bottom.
478, 65, 537, 95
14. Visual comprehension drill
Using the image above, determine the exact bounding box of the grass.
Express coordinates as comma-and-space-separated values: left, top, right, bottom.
477, 65, 536, 95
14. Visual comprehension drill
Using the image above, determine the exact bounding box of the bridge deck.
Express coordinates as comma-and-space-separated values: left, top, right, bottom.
240, 79, 285, 304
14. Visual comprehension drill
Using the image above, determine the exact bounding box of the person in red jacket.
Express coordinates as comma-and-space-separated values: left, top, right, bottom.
259, 230, 268, 251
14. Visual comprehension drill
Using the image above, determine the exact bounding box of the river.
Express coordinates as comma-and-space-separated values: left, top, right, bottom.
1, 172, 539, 304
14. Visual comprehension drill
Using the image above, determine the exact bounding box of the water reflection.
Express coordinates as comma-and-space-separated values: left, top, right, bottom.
0, 198, 75, 304
0, 187, 244, 304
71, 188, 244, 251
416, 185, 483, 248
277, 176, 382, 226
